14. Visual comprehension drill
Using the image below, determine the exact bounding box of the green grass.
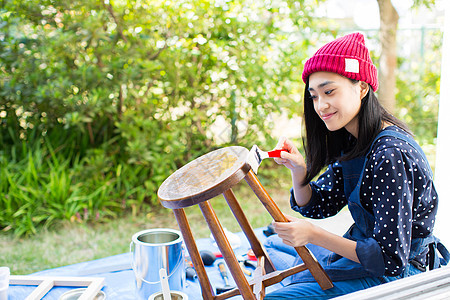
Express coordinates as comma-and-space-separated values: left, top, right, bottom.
1, 168, 293, 275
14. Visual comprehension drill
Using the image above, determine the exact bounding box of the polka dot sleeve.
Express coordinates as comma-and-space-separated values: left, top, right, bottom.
291, 162, 347, 219
364, 145, 417, 276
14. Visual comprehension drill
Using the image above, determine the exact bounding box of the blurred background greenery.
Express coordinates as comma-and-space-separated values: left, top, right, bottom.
0, 0, 444, 240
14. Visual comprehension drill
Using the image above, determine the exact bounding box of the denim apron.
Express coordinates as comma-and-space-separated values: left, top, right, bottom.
290, 129, 449, 283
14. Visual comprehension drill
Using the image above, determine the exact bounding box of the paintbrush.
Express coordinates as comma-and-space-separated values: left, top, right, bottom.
246, 145, 287, 174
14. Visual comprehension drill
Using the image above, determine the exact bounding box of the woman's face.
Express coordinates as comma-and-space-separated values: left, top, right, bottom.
308, 71, 368, 138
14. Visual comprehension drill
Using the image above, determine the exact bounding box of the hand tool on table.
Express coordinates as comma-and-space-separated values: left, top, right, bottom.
186, 250, 217, 281
247, 249, 257, 261
240, 258, 257, 270
246, 145, 287, 174
216, 262, 235, 294
236, 254, 257, 276
239, 261, 252, 276
200, 250, 217, 266
185, 260, 198, 281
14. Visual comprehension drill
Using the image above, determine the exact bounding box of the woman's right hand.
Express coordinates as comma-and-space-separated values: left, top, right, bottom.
273, 137, 307, 173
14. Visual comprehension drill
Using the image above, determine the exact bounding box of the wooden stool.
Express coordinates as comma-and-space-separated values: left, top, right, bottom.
158, 146, 333, 299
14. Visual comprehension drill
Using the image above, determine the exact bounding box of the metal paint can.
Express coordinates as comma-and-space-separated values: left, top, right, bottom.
130, 228, 185, 300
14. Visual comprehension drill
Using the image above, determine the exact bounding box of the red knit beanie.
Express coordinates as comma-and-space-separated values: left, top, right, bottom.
302, 32, 378, 91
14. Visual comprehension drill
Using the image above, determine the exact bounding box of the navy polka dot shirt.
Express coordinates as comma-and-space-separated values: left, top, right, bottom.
291, 127, 438, 276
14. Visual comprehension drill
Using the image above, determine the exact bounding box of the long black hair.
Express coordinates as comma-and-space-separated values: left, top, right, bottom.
302, 78, 411, 185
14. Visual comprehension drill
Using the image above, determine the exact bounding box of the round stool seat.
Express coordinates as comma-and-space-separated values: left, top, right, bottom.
158, 146, 251, 209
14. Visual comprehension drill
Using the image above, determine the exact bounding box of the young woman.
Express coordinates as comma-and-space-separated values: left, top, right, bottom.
264, 32, 449, 299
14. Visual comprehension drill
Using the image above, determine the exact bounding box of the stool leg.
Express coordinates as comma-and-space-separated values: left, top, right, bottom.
199, 201, 256, 300
223, 188, 276, 274
244, 169, 334, 290
173, 208, 215, 299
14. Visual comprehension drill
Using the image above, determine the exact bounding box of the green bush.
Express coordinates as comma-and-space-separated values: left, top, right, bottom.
0, 1, 442, 236
0, 0, 331, 236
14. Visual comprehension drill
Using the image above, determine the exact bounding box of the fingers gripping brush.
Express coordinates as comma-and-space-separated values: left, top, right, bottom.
247, 145, 287, 174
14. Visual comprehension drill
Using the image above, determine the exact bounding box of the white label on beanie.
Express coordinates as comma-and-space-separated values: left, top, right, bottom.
345, 58, 359, 73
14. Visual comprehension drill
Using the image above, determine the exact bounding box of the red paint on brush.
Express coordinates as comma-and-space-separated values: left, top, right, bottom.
267, 149, 287, 158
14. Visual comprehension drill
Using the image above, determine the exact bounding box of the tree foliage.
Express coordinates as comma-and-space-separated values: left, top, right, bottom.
0, 0, 442, 236
396, 28, 442, 145
0, 0, 331, 235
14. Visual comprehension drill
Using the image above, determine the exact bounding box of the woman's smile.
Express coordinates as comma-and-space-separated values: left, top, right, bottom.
321, 112, 337, 121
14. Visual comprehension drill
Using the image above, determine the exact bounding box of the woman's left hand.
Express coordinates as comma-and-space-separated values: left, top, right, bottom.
272, 214, 317, 247
273, 215, 361, 264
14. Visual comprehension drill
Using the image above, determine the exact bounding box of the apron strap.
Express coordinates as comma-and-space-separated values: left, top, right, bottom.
428, 239, 450, 270
366, 128, 433, 177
